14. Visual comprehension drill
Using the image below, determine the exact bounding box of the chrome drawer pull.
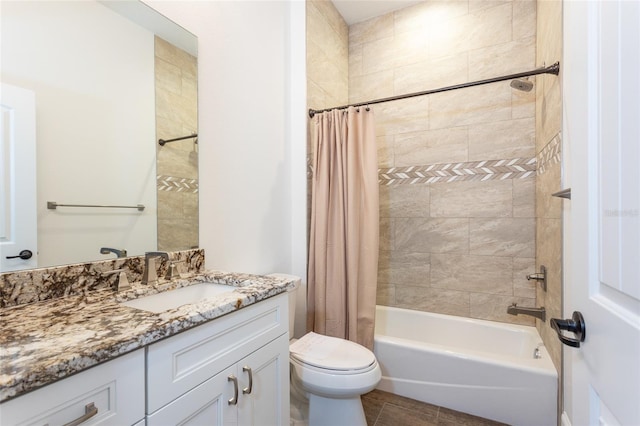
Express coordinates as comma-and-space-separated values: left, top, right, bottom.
242, 366, 253, 394
62, 402, 98, 426
228, 374, 239, 405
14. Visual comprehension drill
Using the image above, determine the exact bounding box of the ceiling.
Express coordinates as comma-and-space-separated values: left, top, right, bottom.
331, 0, 423, 25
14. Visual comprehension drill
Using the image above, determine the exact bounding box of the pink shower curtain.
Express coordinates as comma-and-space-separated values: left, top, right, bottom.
307, 106, 379, 350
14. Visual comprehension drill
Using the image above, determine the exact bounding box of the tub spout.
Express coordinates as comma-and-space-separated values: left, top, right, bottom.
507, 303, 546, 321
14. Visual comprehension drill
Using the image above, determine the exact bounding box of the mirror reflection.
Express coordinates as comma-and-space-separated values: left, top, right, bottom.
0, 0, 198, 272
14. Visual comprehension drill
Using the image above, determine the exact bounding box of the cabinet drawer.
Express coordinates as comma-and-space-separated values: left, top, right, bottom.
0, 349, 145, 426
147, 293, 288, 413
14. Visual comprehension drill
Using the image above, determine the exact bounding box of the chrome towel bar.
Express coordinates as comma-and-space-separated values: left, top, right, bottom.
47, 201, 145, 211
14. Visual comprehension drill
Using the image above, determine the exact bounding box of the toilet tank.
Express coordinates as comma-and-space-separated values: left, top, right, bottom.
268, 273, 300, 337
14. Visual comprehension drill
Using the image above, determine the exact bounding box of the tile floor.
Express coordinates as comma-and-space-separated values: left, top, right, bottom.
362, 390, 507, 426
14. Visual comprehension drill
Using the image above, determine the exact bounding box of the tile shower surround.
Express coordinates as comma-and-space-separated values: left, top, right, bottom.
372, 133, 561, 333
0, 249, 204, 308
339, 0, 540, 326
536, 0, 563, 374
377, 162, 537, 325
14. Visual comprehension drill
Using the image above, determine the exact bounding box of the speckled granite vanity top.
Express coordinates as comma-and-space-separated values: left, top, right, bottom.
0, 271, 295, 402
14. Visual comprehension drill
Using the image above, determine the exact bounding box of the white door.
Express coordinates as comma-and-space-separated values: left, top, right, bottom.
0, 83, 38, 271
563, 1, 640, 425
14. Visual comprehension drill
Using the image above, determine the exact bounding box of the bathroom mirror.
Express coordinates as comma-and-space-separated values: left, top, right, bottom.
0, 0, 198, 271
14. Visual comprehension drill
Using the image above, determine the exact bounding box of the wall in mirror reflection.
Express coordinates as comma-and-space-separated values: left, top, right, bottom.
2, 1, 156, 268
1, 1, 198, 269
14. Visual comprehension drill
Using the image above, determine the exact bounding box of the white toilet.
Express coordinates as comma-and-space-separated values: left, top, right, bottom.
270, 274, 381, 426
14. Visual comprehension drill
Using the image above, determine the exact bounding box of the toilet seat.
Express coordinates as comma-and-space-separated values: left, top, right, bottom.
290, 332, 376, 374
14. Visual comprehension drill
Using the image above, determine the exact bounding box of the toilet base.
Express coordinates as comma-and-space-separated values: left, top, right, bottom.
290, 374, 309, 426
308, 394, 366, 426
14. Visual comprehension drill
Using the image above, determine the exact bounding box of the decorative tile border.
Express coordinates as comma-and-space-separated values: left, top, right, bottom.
537, 132, 562, 176
157, 175, 199, 193
378, 157, 536, 186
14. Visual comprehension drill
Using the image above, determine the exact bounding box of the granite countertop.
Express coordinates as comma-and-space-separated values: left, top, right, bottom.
0, 271, 296, 403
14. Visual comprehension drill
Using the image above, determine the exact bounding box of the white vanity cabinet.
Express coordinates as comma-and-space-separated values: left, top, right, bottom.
146, 293, 290, 426
0, 349, 145, 426
1, 292, 290, 426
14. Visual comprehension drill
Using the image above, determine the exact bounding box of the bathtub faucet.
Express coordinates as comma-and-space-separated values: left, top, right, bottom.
507, 303, 546, 321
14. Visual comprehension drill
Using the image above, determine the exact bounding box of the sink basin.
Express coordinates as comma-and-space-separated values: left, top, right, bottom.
120, 283, 236, 313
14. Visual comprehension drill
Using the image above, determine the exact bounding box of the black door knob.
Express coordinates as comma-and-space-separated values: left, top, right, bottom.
5, 249, 33, 260
550, 311, 586, 348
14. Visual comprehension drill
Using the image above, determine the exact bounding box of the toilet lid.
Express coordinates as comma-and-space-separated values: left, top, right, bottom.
289, 332, 376, 371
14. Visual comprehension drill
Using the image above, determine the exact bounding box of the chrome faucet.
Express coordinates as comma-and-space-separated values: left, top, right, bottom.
142, 251, 169, 285
100, 247, 127, 258
507, 303, 546, 321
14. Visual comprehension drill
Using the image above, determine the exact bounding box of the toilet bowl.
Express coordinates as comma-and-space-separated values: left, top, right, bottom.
268, 274, 381, 426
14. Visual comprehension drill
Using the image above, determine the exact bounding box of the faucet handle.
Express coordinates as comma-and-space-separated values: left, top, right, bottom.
116, 270, 131, 291
526, 265, 547, 292
165, 260, 184, 280
102, 268, 131, 291
143, 257, 159, 285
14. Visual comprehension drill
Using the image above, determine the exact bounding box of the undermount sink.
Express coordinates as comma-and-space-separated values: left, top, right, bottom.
120, 283, 236, 313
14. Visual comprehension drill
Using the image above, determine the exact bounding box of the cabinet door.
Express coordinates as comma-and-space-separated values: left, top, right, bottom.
237, 334, 290, 426
147, 365, 238, 426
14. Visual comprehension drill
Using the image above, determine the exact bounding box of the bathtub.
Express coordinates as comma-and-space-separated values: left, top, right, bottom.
374, 305, 557, 426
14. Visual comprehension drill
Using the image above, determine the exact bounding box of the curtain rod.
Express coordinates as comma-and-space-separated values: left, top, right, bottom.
158, 133, 198, 146
308, 62, 560, 118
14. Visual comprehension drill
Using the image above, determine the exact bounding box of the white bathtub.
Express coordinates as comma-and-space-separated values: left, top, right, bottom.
374, 305, 558, 426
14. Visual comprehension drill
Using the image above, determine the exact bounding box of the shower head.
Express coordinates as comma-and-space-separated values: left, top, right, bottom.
510, 78, 534, 92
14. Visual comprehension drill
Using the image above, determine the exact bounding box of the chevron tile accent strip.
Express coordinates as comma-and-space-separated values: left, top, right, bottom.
378, 157, 536, 186
537, 132, 562, 176
157, 175, 199, 193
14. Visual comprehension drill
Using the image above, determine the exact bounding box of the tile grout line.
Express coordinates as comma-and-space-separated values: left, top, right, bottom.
372, 401, 387, 426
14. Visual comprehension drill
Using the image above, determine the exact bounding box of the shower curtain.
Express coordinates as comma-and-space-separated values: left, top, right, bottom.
307, 106, 379, 350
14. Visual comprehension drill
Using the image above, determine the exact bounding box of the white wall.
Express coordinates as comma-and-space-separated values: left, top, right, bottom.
144, 0, 307, 335
144, 0, 307, 334
1, 1, 157, 267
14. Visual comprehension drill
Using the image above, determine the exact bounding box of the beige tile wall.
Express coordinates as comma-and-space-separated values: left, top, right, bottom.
306, 0, 349, 243
350, 1, 538, 325
306, 0, 348, 112
155, 36, 199, 251
535, 0, 563, 372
